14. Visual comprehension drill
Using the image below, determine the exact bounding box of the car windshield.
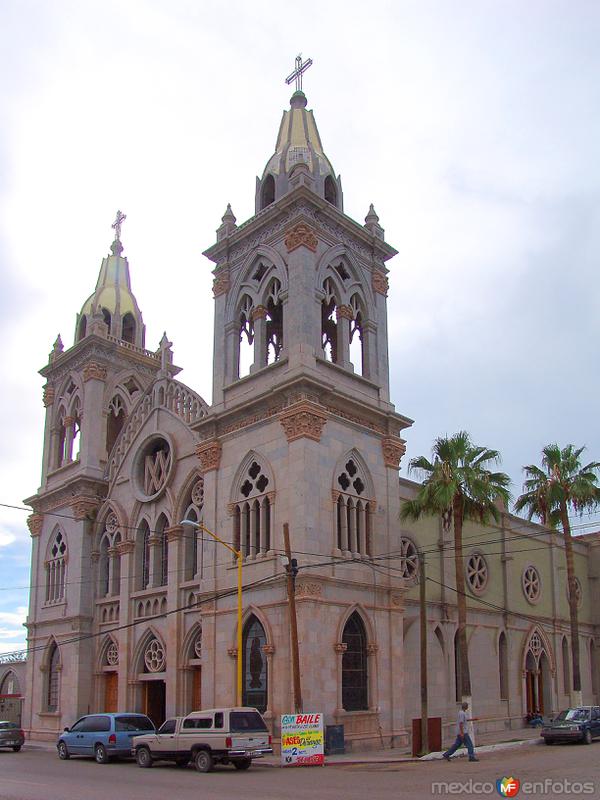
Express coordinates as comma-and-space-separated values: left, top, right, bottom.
230, 711, 268, 732
0, 722, 18, 730
555, 709, 589, 721
115, 715, 154, 731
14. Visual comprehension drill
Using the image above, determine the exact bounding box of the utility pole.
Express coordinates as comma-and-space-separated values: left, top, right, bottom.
283, 523, 303, 713
419, 552, 429, 755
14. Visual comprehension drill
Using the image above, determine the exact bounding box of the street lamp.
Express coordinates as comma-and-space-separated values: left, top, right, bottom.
180, 518, 243, 706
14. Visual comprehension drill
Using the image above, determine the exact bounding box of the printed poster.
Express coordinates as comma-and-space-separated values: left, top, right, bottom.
281, 713, 325, 766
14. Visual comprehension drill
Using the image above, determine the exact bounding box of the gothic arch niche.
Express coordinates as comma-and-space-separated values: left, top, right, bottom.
77, 314, 87, 341
264, 278, 283, 365
333, 451, 374, 558
231, 452, 274, 561
242, 613, 269, 713
45, 527, 67, 604
522, 628, 554, 715
321, 276, 340, 363
348, 293, 365, 376
324, 174, 338, 206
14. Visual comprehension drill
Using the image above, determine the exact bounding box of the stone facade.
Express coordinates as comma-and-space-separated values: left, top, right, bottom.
22, 89, 600, 751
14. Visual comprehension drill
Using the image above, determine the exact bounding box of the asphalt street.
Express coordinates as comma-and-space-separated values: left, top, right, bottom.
1, 741, 599, 799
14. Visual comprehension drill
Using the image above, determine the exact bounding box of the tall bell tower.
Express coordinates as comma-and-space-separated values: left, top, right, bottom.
194, 64, 412, 744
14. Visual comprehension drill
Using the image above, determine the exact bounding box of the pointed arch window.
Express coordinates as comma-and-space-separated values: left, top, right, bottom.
47, 642, 60, 712
136, 521, 151, 591
0, 670, 19, 696
157, 514, 169, 587
121, 312, 136, 344
77, 315, 87, 342
499, 632, 508, 700
265, 279, 283, 364
98, 513, 120, 597
45, 529, 67, 604
242, 615, 267, 712
349, 294, 364, 376
261, 174, 275, 210
321, 278, 338, 363
324, 175, 338, 206
233, 460, 272, 561
184, 479, 204, 581
106, 395, 127, 456
335, 458, 372, 557
238, 295, 255, 378
562, 636, 570, 695
342, 612, 368, 711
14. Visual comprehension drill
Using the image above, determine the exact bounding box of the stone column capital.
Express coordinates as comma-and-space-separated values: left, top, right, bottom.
279, 401, 327, 443
27, 513, 44, 536
83, 361, 108, 382
196, 440, 222, 472
381, 436, 407, 470
43, 385, 55, 407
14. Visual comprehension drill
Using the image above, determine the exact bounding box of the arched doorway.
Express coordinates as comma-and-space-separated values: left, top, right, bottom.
523, 630, 553, 715
137, 635, 166, 728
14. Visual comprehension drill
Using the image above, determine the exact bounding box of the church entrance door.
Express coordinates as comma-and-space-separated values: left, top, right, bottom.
104, 672, 118, 712
144, 681, 165, 728
192, 667, 202, 711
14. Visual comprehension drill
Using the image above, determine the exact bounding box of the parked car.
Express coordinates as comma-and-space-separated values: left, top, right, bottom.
57, 713, 155, 763
0, 721, 25, 752
541, 706, 600, 745
132, 707, 272, 772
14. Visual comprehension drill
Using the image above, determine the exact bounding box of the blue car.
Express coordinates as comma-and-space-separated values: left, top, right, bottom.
57, 713, 155, 763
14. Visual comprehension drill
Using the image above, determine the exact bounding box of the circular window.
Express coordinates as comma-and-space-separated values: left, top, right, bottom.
193, 631, 202, 659
466, 553, 489, 595
144, 639, 165, 673
398, 537, 418, 580
191, 479, 204, 507
567, 577, 583, 609
522, 565, 541, 604
132, 435, 174, 502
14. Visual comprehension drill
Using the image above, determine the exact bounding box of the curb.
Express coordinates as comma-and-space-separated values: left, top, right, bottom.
420, 737, 542, 761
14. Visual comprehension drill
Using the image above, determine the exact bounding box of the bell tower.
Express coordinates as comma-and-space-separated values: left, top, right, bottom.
194, 69, 411, 734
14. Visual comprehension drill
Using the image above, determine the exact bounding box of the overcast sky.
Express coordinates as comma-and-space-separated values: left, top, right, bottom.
1, 0, 599, 655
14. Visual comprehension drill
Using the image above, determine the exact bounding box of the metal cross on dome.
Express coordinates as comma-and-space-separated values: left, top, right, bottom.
112, 209, 126, 241
285, 54, 313, 92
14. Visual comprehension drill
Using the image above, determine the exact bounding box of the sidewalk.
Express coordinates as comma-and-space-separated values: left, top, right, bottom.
23, 726, 542, 767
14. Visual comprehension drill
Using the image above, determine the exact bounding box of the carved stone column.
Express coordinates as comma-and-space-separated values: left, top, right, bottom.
334, 642, 347, 714
336, 304, 353, 369
251, 305, 268, 373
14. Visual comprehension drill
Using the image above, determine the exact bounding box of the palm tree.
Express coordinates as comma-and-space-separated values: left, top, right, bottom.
400, 431, 511, 701
515, 444, 600, 702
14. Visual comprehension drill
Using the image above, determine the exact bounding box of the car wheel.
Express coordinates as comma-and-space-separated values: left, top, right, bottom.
57, 741, 70, 760
175, 758, 189, 767
136, 747, 153, 768
12, 745, 22, 752
195, 749, 213, 773
233, 758, 252, 770
583, 729, 593, 745
95, 743, 110, 764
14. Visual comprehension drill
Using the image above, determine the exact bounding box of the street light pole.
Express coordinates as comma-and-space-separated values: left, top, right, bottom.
180, 519, 243, 706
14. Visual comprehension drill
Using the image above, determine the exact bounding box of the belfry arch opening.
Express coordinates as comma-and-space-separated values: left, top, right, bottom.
77, 316, 87, 342
324, 175, 337, 206
260, 175, 275, 210
121, 312, 136, 344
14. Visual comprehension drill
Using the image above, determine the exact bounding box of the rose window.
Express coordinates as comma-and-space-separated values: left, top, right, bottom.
135, 436, 173, 501
51, 531, 67, 559
144, 639, 166, 673
466, 553, 488, 594
106, 642, 119, 666
398, 537, 418, 579
337, 460, 365, 496
529, 631, 543, 659
191, 479, 204, 507
105, 513, 118, 534
522, 566, 541, 603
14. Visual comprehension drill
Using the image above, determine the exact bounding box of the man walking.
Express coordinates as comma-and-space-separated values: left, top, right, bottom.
443, 701, 479, 762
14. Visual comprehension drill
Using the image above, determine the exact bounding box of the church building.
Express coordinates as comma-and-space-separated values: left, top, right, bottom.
22, 75, 600, 750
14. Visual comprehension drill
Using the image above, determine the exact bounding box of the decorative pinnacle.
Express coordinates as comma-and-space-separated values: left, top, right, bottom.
365, 204, 379, 225
222, 203, 236, 225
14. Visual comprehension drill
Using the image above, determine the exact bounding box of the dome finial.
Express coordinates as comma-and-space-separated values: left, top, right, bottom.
285, 53, 313, 94
110, 209, 126, 255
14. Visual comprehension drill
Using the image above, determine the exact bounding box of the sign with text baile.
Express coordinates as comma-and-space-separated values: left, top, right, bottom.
281, 713, 324, 766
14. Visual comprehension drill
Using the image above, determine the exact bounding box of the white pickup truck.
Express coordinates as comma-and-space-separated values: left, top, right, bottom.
132, 707, 272, 772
